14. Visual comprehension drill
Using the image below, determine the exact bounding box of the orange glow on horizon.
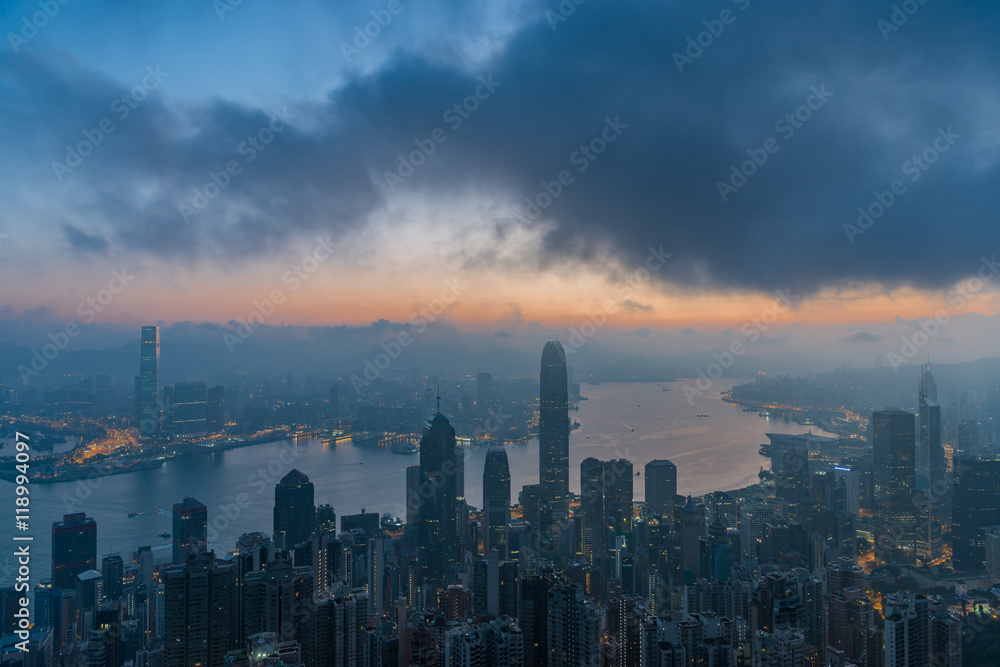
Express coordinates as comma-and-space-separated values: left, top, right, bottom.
9, 257, 1000, 332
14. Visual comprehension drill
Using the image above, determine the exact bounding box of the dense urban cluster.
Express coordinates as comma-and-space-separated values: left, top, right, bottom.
2, 334, 1000, 667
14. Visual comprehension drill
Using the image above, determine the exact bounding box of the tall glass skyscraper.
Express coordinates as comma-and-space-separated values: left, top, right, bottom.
483, 446, 511, 558
645, 459, 677, 518
952, 454, 1000, 571
272, 469, 316, 549
52, 512, 97, 589
139, 325, 160, 441
418, 410, 461, 585
580, 456, 633, 568
873, 409, 917, 565
172, 496, 208, 563
917, 367, 945, 565
539, 341, 570, 519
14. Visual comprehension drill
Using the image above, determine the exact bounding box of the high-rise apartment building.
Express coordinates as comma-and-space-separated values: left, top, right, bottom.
547, 582, 601, 666
162, 552, 237, 667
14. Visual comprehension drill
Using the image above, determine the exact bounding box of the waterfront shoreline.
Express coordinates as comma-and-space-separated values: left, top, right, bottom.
0, 429, 295, 485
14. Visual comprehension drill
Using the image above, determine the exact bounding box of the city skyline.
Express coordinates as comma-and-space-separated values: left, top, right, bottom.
4, 336, 1000, 665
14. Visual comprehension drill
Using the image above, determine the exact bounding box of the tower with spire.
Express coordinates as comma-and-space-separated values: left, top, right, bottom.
917, 364, 945, 564
417, 407, 462, 586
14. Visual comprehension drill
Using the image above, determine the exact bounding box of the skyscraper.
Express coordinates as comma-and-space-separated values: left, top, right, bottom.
774, 443, 810, 510
406, 464, 421, 526
606, 459, 634, 536
173, 496, 208, 563
872, 409, 917, 565
1, 588, 19, 634
315, 504, 336, 535
52, 512, 97, 589
579, 457, 631, 566
367, 534, 390, 618
241, 558, 314, 644
951, 454, 1000, 571
139, 325, 160, 441
207, 385, 225, 433
956, 420, 979, 456
917, 367, 945, 564
986, 525, 1000, 579
476, 372, 493, 408
883, 591, 930, 667
929, 613, 962, 667
519, 569, 554, 667
645, 459, 677, 519
483, 447, 511, 557
273, 469, 316, 549
302, 586, 368, 667
680, 497, 706, 580
418, 409, 462, 585
739, 496, 775, 560
698, 519, 733, 581
547, 582, 601, 666
752, 626, 807, 667
833, 466, 860, 517
172, 381, 208, 437
101, 554, 123, 602
162, 552, 237, 667
704, 491, 738, 531
539, 341, 570, 519
827, 558, 873, 664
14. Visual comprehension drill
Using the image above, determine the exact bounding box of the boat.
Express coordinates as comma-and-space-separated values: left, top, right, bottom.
128, 512, 139, 518
158, 532, 170, 538
696, 414, 710, 418
571, 420, 581, 431
392, 442, 419, 455
635, 471, 641, 477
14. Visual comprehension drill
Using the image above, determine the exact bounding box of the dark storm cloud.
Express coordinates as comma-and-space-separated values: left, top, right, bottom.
3, 0, 998, 291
